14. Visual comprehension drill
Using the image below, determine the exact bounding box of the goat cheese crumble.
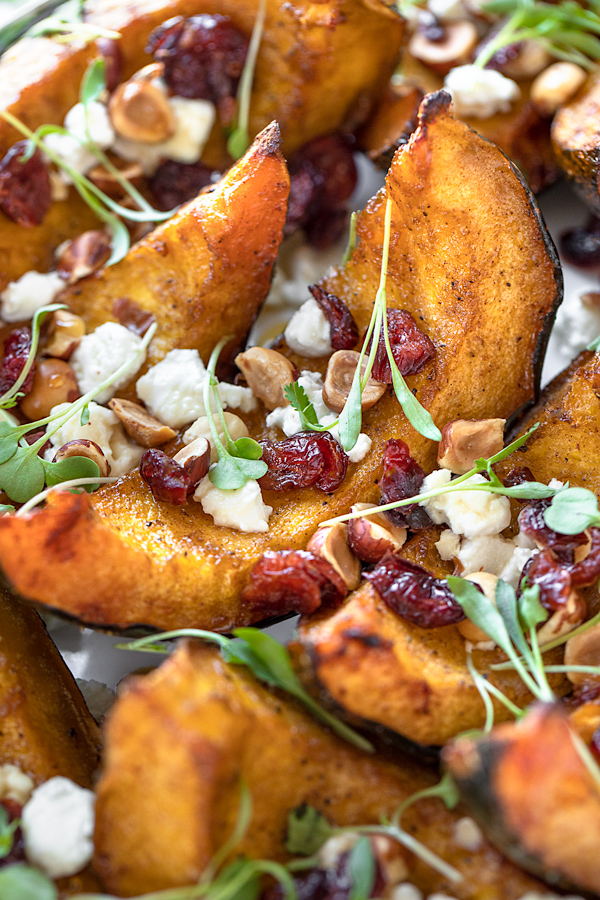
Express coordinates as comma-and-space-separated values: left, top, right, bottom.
444, 65, 520, 118
22, 777, 95, 879
0, 764, 34, 806
194, 475, 272, 532
183, 412, 249, 463
0, 270, 65, 323
46, 401, 143, 477
284, 298, 334, 358
44, 100, 115, 181
70, 322, 146, 404
136, 348, 256, 430
420, 469, 511, 539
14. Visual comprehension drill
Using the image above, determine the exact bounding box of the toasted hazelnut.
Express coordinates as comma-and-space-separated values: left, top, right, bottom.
537, 592, 586, 649
438, 418, 505, 475
370, 835, 409, 887
54, 439, 110, 477
43, 310, 86, 360
574, 531, 593, 565
108, 78, 175, 144
581, 291, 600, 311
55, 230, 111, 284
307, 523, 361, 591
500, 40, 551, 80
88, 160, 144, 201
184, 412, 249, 463
531, 62, 587, 116
20, 359, 80, 420
347, 509, 407, 563
323, 351, 386, 415
173, 437, 210, 467
108, 398, 176, 448
409, 20, 478, 76
564, 619, 600, 685
235, 348, 297, 410
457, 572, 498, 644
173, 438, 211, 487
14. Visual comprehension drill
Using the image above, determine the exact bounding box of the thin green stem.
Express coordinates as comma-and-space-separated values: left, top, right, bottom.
15, 477, 118, 516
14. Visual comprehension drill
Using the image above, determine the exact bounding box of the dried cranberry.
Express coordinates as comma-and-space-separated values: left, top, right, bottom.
568, 527, 600, 586
262, 847, 384, 900
418, 11, 446, 42
379, 439, 431, 530
521, 551, 572, 611
259, 432, 348, 493
0, 799, 25, 868
563, 681, 600, 709
148, 159, 217, 211
147, 15, 248, 126
592, 725, 600, 764
0, 142, 51, 227
503, 466, 535, 488
97, 38, 123, 93
0, 327, 34, 396
309, 284, 358, 351
560, 218, 600, 270
298, 135, 358, 210
241, 549, 347, 617
366, 552, 466, 628
369, 309, 435, 384
519, 500, 589, 562
140, 448, 209, 505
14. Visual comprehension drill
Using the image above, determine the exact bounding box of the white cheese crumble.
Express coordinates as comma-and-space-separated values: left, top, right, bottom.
113, 96, 215, 176
0, 764, 34, 805
22, 777, 95, 879
44, 100, 115, 181
136, 348, 256, 430
452, 816, 484, 852
75, 678, 116, 724
46, 401, 143, 477
420, 469, 511, 539
194, 475, 272, 532
0, 270, 65, 323
548, 294, 600, 370
265, 370, 371, 463
444, 65, 520, 118
391, 886, 423, 900
70, 322, 146, 404
284, 297, 334, 358
317, 833, 361, 869
428, 0, 468, 19
183, 413, 249, 463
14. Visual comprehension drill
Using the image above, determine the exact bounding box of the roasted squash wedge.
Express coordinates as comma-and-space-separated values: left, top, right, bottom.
94, 640, 546, 898
0, 92, 561, 633
552, 68, 600, 215
293, 350, 600, 750
0, 0, 403, 292
444, 703, 600, 896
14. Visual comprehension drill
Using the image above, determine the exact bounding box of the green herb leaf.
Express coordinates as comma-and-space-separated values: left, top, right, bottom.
499, 481, 556, 499
284, 383, 320, 430
0, 421, 19, 465
232, 437, 264, 460
0, 504, 14, 515
544, 486, 600, 534
389, 358, 441, 441
81, 57, 107, 105
80, 405, 91, 426
494, 578, 532, 660
44, 455, 100, 490
227, 0, 267, 159
337, 369, 364, 452
348, 837, 375, 900
0, 864, 58, 900
209, 455, 251, 490
518, 582, 548, 632
0, 807, 18, 859
0, 448, 45, 504
285, 804, 334, 856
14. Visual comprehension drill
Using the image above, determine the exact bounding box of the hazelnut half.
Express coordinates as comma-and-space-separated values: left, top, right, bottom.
55, 230, 111, 284
531, 62, 587, 116
563, 617, 600, 686
89, 160, 144, 201
347, 505, 407, 563
307, 523, 361, 591
457, 572, 498, 644
409, 20, 478, 76
235, 348, 297, 410
20, 359, 80, 421
108, 78, 175, 144
437, 418, 505, 475
54, 439, 110, 477
537, 591, 586, 648
323, 351, 386, 414
108, 398, 176, 448
43, 310, 86, 360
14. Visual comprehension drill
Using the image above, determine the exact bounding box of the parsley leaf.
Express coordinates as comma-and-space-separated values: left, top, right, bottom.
284, 383, 320, 429
285, 804, 334, 856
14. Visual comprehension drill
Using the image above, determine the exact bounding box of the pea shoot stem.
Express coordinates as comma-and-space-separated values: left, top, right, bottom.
16, 476, 119, 516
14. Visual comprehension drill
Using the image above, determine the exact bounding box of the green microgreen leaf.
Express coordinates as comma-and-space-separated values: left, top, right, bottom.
80, 405, 91, 426
231, 438, 263, 460
0, 448, 45, 504
338, 366, 365, 452
43, 455, 101, 489
0, 504, 14, 515
0, 303, 66, 410
518, 582, 548, 632
342, 212, 358, 266
544, 486, 600, 535
227, 0, 267, 159
0, 864, 57, 900
348, 837, 375, 900
285, 805, 334, 856
0, 806, 19, 859
0, 421, 19, 464
81, 57, 107, 105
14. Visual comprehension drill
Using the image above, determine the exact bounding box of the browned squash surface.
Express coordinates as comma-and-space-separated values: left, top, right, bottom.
0, 0, 403, 292
0, 93, 561, 633
552, 69, 600, 215
63, 122, 289, 371
445, 703, 600, 896
294, 351, 600, 749
93, 641, 546, 898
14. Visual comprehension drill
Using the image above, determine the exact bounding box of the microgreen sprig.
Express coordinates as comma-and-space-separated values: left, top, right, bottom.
476, 0, 600, 70
116, 626, 374, 753
202, 338, 267, 490
543, 485, 600, 535
227, 0, 267, 160
0, 302, 66, 409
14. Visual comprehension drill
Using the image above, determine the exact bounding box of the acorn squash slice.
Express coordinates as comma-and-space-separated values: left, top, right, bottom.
552, 69, 600, 215
0, 91, 561, 633
444, 702, 600, 896
93, 640, 546, 898
0, 0, 403, 292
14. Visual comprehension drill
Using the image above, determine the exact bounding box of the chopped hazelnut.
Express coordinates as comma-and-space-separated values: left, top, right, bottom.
235, 348, 296, 410
500, 41, 551, 80
54, 439, 110, 477
109, 77, 175, 144
323, 350, 386, 414
531, 62, 587, 116
307, 523, 361, 591
55, 230, 111, 284
347, 504, 407, 563
108, 398, 177, 448
184, 412, 249, 463
457, 571, 498, 644
409, 20, 478, 76
43, 310, 86, 360
19, 359, 80, 421
437, 418, 505, 475
536, 591, 586, 648
563, 617, 600, 686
